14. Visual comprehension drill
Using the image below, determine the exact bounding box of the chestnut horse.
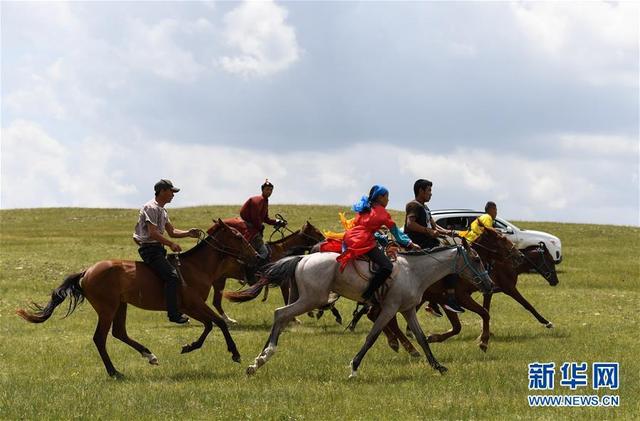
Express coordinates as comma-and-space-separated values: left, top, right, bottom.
17, 220, 258, 378
210, 221, 325, 323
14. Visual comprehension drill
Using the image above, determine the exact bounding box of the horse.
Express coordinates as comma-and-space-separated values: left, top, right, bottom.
225, 240, 493, 378
210, 221, 326, 324
375, 230, 556, 355
16, 219, 259, 378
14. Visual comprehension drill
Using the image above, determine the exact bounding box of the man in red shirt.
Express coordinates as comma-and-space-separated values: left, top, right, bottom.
240, 179, 285, 262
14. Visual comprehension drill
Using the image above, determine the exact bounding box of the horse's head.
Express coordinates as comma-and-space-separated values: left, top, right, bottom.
456, 238, 494, 295
210, 218, 259, 267
523, 242, 559, 286
476, 229, 524, 268
300, 221, 325, 244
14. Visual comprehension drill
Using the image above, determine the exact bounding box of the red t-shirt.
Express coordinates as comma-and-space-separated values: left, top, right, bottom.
239, 195, 277, 239
336, 204, 396, 270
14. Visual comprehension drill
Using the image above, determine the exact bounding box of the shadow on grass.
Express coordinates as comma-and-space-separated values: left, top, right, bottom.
490, 330, 569, 343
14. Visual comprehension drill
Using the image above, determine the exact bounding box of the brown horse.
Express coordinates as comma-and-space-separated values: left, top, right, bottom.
378, 231, 558, 355
211, 221, 325, 323
17, 219, 259, 378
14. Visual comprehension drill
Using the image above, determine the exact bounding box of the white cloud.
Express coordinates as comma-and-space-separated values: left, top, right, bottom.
2, 126, 637, 225
511, 2, 639, 86
1, 121, 137, 208
557, 134, 639, 157
219, 0, 300, 77
125, 18, 207, 82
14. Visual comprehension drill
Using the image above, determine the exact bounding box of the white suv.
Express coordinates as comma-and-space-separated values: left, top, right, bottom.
430, 209, 562, 264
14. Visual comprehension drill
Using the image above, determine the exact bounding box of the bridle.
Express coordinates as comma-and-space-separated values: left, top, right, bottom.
193, 228, 257, 265
522, 243, 556, 283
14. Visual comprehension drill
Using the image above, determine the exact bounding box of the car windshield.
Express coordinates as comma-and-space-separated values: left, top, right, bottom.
497, 217, 521, 231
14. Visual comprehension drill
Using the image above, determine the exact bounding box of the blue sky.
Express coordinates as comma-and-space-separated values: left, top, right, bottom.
1, 1, 638, 225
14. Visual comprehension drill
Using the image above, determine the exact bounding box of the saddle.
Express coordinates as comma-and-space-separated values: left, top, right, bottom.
354, 244, 399, 275
167, 254, 187, 287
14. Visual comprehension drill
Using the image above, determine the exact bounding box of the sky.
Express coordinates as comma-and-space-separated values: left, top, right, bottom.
1, 1, 639, 226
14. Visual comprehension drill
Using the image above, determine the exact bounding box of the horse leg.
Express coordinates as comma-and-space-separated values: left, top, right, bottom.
401, 308, 447, 374
181, 298, 241, 363
213, 277, 237, 325
330, 305, 343, 325
247, 297, 322, 375
366, 306, 399, 353
427, 306, 462, 344
346, 303, 369, 332
385, 314, 420, 357
349, 305, 401, 379
456, 293, 491, 352
503, 285, 553, 328
111, 302, 158, 365
92, 308, 120, 378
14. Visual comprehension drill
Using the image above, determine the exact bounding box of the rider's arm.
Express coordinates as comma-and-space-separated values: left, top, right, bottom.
147, 222, 181, 251
389, 224, 413, 248
165, 222, 199, 239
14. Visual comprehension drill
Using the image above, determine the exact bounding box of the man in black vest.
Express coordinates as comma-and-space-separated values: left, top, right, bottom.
404, 179, 464, 315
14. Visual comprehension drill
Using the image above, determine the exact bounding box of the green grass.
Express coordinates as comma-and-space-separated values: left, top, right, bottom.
0, 206, 638, 420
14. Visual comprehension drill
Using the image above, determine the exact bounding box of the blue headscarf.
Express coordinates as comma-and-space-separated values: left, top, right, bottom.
352, 185, 389, 213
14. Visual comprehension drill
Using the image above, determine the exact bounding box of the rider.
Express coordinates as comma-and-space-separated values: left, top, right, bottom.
404, 179, 465, 315
458, 201, 502, 243
133, 179, 200, 324
239, 179, 286, 266
338, 185, 420, 303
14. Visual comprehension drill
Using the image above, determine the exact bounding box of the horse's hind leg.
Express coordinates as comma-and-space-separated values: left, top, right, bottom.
247, 298, 321, 375
401, 308, 447, 374
111, 303, 158, 365
384, 314, 420, 357
92, 308, 120, 378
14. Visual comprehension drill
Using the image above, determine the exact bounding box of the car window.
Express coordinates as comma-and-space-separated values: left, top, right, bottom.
494, 219, 508, 229
436, 217, 470, 230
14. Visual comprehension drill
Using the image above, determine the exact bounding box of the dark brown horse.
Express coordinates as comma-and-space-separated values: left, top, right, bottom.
17, 219, 258, 378
211, 221, 325, 323
378, 231, 558, 355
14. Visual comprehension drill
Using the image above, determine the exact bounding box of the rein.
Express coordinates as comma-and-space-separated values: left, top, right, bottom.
191, 229, 254, 264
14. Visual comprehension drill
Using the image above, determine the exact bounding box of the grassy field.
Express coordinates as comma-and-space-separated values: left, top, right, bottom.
0, 206, 638, 420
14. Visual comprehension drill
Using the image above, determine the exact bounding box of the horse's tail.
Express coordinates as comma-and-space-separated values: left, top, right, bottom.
224, 256, 304, 303
16, 271, 86, 323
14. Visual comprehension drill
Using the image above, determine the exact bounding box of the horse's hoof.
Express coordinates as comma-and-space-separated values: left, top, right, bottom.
427, 334, 439, 343
223, 315, 238, 325
142, 352, 159, 365
335, 317, 343, 325
348, 371, 358, 379
435, 364, 448, 375
293, 317, 302, 325
479, 342, 488, 353
545, 322, 554, 329
405, 331, 415, 339
410, 350, 421, 359
110, 371, 125, 380
231, 353, 241, 363
388, 340, 400, 353
246, 365, 257, 376
307, 312, 315, 318
181, 344, 193, 354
